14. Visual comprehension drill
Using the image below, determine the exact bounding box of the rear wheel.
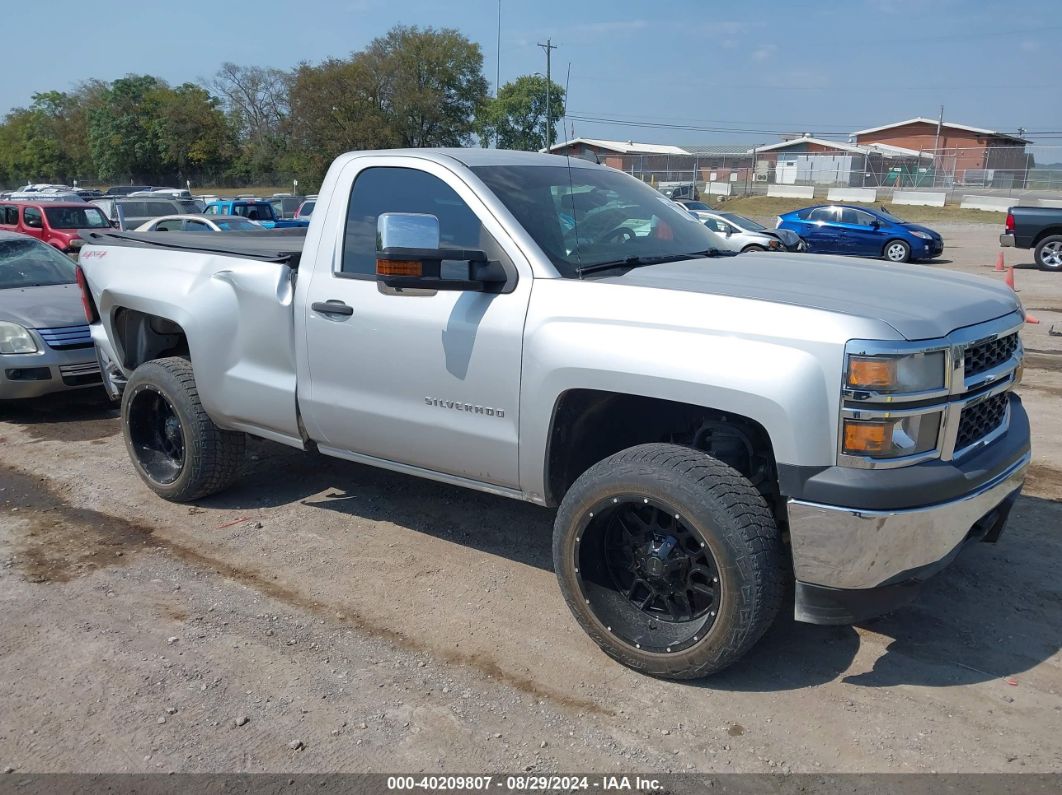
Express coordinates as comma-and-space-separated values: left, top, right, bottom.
1035, 235, 1062, 271
553, 443, 784, 679
883, 240, 911, 263
122, 357, 245, 502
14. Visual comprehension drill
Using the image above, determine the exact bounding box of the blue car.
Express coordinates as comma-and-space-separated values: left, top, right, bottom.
776, 204, 943, 263
204, 200, 309, 230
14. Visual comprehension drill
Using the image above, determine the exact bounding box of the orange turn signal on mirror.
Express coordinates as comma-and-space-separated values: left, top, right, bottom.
842, 420, 894, 455
847, 356, 896, 389
376, 259, 423, 277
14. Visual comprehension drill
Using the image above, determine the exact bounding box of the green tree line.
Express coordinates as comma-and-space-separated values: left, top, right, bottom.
0, 25, 565, 192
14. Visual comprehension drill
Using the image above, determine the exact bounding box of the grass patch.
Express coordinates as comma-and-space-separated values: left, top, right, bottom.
712, 195, 1006, 225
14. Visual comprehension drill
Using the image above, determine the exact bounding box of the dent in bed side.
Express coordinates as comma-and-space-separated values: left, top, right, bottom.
82, 247, 303, 445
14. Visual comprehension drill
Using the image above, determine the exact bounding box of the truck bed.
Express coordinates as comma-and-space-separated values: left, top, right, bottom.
80, 229, 308, 268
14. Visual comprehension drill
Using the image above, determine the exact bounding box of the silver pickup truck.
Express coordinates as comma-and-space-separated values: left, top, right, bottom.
77, 149, 1031, 679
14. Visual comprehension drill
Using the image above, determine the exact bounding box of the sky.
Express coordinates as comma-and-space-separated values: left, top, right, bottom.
5, 0, 1061, 159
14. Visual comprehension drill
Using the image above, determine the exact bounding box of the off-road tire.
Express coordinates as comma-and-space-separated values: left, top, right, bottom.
553, 443, 785, 679
1034, 234, 1062, 271
122, 357, 245, 502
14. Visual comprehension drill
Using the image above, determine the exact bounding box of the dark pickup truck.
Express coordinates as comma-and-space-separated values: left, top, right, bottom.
1000, 206, 1062, 271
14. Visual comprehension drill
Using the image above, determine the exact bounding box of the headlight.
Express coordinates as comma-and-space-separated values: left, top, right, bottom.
842, 412, 942, 458
910, 230, 933, 240
846, 351, 945, 393
0, 322, 39, 354
767, 239, 781, 250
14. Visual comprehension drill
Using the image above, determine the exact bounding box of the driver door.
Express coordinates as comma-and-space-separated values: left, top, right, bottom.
296, 158, 533, 489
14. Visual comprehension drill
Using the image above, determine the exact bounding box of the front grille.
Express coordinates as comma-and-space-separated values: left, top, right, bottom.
964, 333, 1018, 379
36, 325, 92, 350
956, 392, 1009, 451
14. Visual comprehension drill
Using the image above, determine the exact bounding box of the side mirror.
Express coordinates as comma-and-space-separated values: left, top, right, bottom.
375, 212, 506, 292
870, 220, 881, 230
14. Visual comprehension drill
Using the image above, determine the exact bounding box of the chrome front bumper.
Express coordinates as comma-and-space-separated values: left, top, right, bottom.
787, 451, 1030, 592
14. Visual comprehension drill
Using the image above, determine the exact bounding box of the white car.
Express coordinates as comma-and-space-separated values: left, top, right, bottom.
677, 202, 804, 253
135, 214, 263, 233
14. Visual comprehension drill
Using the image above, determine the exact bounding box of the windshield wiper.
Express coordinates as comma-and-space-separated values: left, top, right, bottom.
575, 250, 720, 278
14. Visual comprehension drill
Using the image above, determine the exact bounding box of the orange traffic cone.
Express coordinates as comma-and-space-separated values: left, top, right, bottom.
1005, 267, 1041, 323
994, 251, 1005, 272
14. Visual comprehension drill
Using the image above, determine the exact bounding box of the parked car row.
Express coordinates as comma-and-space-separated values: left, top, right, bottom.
666, 192, 946, 263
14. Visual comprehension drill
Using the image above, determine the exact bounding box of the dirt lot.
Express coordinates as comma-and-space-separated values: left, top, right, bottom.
1, 222, 1060, 775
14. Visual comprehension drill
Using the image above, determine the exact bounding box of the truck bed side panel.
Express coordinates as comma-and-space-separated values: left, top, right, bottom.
81, 246, 301, 444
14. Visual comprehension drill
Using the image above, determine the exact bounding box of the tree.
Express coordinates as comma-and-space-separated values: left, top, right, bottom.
88, 75, 168, 183
283, 25, 490, 184
283, 56, 395, 185
477, 74, 565, 151
212, 63, 291, 181
365, 25, 489, 148
153, 83, 236, 183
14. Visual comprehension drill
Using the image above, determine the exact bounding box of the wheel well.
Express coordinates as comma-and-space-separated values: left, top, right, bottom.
1032, 227, 1062, 247
545, 389, 780, 513
111, 308, 189, 371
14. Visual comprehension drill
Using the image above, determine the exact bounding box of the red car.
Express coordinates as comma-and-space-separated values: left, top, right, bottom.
0, 201, 112, 254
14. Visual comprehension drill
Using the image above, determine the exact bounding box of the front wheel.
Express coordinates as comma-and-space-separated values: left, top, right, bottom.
883, 240, 911, 263
1035, 235, 1062, 271
553, 443, 784, 679
122, 357, 245, 502
741, 245, 766, 253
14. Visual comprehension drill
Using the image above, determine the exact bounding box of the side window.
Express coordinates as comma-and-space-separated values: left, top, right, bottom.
185, 220, 210, 232
23, 207, 43, 228
840, 208, 875, 226
341, 166, 497, 277
807, 207, 836, 222
154, 219, 184, 232
0, 205, 16, 225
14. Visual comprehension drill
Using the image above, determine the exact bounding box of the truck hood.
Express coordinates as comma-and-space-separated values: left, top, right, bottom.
599, 253, 1019, 340
0, 284, 87, 328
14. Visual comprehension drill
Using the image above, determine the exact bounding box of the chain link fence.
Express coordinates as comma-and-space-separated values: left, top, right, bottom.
602, 145, 1062, 200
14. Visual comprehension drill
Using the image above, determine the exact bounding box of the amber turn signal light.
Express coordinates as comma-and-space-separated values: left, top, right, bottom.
847, 356, 896, 390
842, 420, 894, 455
376, 259, 423, 277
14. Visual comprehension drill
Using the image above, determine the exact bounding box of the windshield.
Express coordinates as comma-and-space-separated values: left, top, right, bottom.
0, 238, 77, 289
718, 212, 766, 232
44, 206, 110, 229
214, 218, 259, 231
472, 165, 722, 277
233, 203, 276, 221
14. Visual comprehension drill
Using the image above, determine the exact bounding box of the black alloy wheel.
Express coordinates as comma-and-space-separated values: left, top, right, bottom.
574, 494, 721, 654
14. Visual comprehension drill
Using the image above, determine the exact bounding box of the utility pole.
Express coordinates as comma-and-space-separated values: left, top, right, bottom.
496, 1, 501, 96
538, 38, 557, 150
932, 105, 943, 187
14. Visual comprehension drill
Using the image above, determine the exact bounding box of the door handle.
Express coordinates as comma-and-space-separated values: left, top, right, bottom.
312, 300, 354, 317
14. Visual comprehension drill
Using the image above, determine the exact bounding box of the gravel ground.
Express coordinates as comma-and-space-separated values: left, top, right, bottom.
1, 222, 1060, 775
